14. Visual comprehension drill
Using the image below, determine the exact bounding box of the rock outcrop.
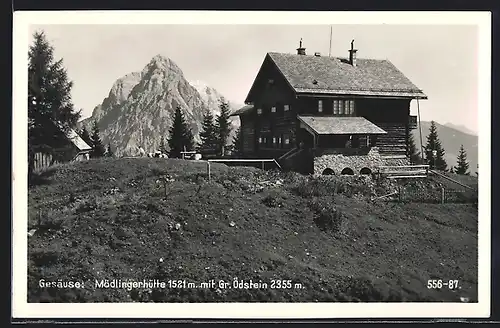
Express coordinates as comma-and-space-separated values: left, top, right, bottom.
79, 55, 241, 157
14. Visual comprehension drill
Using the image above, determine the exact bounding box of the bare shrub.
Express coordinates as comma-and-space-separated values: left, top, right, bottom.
309, 199, 345, 233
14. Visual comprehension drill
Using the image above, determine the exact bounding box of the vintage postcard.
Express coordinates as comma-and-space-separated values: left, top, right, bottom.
12, 10, 491, 319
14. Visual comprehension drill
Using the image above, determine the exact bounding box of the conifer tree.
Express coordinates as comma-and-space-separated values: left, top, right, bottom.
231, 127, 243, 157
167, 106, 195, 158
90, 120, 106, 158
424, 121, 447, 171
455, 144, 470, 175
199, 110, 217, 154
215, 98, 232, 157
407, 133, 422, 164
80, 127, 92, 145
28, 30, 81, 177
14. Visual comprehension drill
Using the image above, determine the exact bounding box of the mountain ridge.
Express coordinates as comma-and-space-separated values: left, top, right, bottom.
412, 121, 478, 173
79, 55, 241, 157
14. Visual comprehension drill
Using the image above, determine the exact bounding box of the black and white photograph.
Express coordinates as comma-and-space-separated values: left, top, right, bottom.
12, 11, 491, 319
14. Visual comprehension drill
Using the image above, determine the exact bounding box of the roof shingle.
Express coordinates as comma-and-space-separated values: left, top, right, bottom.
268, 52, 427, 99
298, 116, 388, 135
230, 105, 253, 116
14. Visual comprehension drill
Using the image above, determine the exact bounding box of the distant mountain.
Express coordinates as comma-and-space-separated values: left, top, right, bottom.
412, 121, 478, 173
78, 55, 241, 157
444, 123, 477, 136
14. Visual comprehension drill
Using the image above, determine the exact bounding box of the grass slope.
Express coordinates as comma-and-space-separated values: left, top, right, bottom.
28, 158, 478, 302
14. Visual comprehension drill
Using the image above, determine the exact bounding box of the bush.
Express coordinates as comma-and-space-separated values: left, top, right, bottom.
309, 199, 345, 233
292, 178, 337, 198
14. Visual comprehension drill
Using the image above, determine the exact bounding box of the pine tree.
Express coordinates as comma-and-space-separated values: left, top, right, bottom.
199, 110, 217, 154
159, 136, 167, 154
455, 144, 470, 175
80, 127, 92, 145
106, 143, 114, 158
407, 133, 422, 164
167, 106, 195, 158
28, 30, 81, 177
90, 120, 106, 158
231, 127, 243, 157
215, 98, 232, 157
424, 121, 447, 171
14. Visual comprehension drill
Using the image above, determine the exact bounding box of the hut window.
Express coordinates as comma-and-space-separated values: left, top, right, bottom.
284, 138, 290, 145
339, 100, 345, 114
257, 108, 262, 115
273, 137, 277, 144
349, 100, 355, 115
333, 100, 339, 115
258, 137, 262, 144
284, 104, 290, 111
318, 100, 323, 113
366, 135, 371, 147
271, 106, 276, 113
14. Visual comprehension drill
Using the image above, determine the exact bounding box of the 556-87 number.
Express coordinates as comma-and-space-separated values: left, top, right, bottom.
427, 279, 460, 289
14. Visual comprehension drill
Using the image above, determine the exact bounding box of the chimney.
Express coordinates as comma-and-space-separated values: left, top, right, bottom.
314, 52, 321, 57
348, 39, 358, 67
296, 38, 306, 55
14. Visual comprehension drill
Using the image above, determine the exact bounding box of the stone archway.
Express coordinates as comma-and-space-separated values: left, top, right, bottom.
322, 168, 335, 175
360, 167, 372, 175
341, 167, 355, 175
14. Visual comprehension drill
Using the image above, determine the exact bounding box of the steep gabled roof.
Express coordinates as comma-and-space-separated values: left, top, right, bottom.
55, 122, 92, 151
67, 128, 92, 151
230, 105, 253, 117
245, 52, 427, 101
298, 116, 388, 135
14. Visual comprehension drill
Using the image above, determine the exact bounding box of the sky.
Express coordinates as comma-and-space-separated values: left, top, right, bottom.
29, 23, 479, 134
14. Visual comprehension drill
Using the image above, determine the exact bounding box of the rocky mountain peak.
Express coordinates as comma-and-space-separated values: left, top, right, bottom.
78, 55, 241, 157
143, 54, 183, 77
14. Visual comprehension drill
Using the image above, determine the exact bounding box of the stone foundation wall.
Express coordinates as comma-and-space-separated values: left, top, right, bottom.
313, 147, 385, 176
313, 148, 411, 176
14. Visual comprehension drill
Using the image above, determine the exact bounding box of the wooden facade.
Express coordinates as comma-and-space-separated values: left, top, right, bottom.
234, 43, 426, 168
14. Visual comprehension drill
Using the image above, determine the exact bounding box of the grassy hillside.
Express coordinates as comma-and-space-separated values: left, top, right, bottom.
28, 158, 478, 302
412, 121, 478, 173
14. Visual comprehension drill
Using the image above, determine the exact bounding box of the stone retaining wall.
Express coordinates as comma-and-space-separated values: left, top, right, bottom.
313, 147, 410, 176
313, 147, 384, 176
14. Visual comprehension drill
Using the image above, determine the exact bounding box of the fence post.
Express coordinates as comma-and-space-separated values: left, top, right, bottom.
398, 184, 402, 203
207, 161, 211, 181
262, 161, 265, 170
441, 187, 445, 204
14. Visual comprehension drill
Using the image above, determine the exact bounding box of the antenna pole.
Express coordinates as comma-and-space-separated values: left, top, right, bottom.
329, 26, 332, 57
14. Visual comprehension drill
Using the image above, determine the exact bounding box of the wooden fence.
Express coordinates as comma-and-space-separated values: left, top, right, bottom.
374, 185, 478, 204
33, 152, 59, 171
206, 158, 282, 181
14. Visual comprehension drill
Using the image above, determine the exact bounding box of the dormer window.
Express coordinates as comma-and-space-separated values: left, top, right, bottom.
257, 108, 262, 115
318, 100, 323, 113
271, 106, 276, 113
